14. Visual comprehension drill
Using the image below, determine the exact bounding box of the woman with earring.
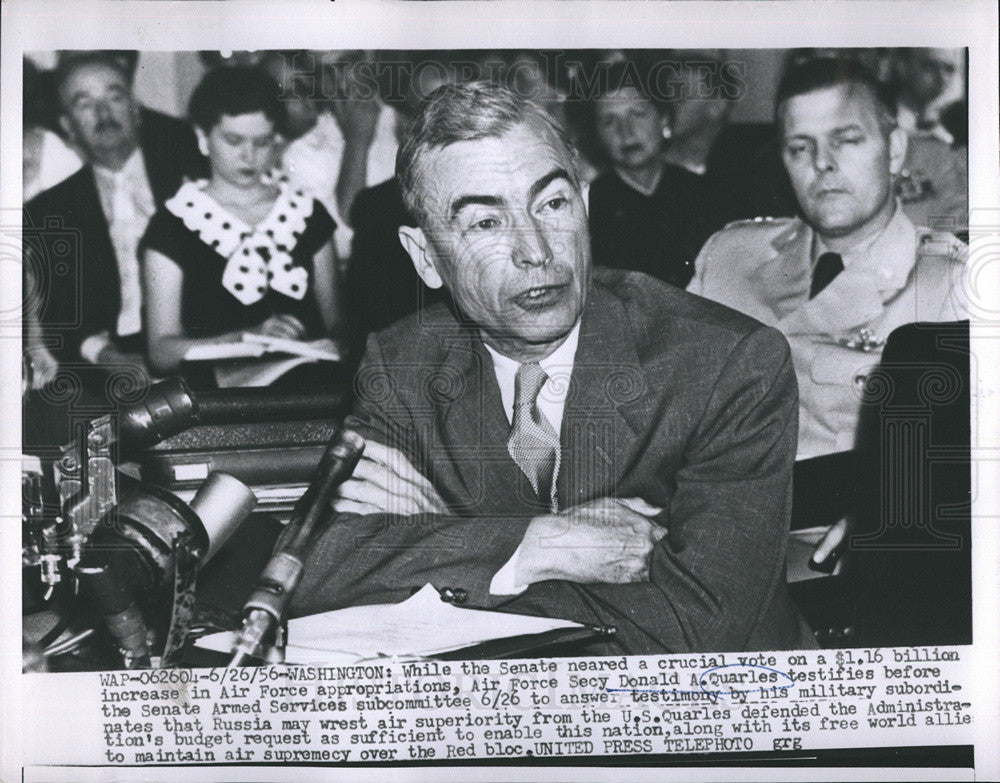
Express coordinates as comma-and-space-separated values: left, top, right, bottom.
141, 65, 342, 384
586, 60, 712, 289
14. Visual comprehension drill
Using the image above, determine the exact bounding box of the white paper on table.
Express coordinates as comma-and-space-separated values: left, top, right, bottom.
213, 355, 316, 388
183, 336, 342, 363
196, 584, 585, 665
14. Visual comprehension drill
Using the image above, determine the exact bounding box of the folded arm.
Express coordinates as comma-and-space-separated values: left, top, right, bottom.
293, 326, 800, 655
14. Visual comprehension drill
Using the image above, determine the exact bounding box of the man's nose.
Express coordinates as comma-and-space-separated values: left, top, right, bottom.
813, 142, 836, 173
615, 116, 634, 140
512, 216, 553, 268
94, 101, 113, 121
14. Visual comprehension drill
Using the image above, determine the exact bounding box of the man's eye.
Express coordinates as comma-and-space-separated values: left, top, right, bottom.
541, 196, 568, 212
785, 144, 808, 157
472, 217, 501, 231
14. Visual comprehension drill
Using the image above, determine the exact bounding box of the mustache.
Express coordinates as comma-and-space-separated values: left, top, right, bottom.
94, 118, 123, 133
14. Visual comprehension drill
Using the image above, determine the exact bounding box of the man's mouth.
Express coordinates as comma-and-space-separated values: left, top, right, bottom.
512, 284, 567, 309
814, 186, 850, 198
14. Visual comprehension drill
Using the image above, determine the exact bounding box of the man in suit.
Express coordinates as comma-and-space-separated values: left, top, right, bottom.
23, 53, 207, 382
687, 58, 967, 562
291, 82, 812, 655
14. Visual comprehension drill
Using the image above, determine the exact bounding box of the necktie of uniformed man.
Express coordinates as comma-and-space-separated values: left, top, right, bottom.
809, 251, 844, 299
507, 363, 560, 511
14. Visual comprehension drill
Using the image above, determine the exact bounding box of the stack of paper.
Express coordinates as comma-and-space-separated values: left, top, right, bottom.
183, 336, 341, 388
196, 584, 587, 665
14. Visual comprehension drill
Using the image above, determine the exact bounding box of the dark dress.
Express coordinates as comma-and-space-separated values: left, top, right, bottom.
141, 183, 335, 340
587, 163, 713, 289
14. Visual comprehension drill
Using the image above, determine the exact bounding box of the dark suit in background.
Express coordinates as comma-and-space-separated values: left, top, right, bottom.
23, 108, 207, 364
700, 123, 799, 228
345, 177, 446, 363
292, 268, 813, 654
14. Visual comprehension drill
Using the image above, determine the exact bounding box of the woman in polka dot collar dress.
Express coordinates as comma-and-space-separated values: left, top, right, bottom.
141, 65, 341, 384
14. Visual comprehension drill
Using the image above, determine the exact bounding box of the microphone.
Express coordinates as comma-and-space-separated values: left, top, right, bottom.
229, 429, 365, 666
76, 472, 257, 668
117, 377, 346, 449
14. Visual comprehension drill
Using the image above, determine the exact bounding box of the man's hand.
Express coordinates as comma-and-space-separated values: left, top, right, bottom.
811, 517, 850, 570
515, 497, 666, 586
332, 440, 448, 516
26, 344, 59, 389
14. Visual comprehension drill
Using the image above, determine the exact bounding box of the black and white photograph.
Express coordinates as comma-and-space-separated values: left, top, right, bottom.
3, 1, 998, 781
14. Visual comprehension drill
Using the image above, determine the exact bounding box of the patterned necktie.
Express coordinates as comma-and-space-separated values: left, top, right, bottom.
809, 251, 844, 299
507, 363, 560, 511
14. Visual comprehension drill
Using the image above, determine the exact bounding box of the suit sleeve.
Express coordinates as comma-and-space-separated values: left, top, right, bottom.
644, 324, 799, 651
505, 324, 800, 653
290, 335, 534, 616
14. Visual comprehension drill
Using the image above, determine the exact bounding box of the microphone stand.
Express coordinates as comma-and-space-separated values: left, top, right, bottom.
229, 430, 364, 666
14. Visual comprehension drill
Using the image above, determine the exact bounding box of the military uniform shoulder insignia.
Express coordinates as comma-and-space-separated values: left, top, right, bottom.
837, 327, 887, 353
917, 229, 968, 265
722, 216, 793, 231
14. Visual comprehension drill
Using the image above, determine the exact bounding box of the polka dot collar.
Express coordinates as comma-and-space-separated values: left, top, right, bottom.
166, 180, 315, 305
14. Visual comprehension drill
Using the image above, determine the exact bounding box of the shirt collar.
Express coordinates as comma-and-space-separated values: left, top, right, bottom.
93, 146, 145, 182
484, 320, 581, 379
813, 202, 917, 289
484, 320, 581, 432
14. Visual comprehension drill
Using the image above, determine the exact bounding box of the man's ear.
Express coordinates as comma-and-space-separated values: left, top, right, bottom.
398, 225, 444, 289
58, 115, 76, 147
888, 125, 909, 176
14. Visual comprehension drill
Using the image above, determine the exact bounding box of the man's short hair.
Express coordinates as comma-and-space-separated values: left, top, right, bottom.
188, 65, 285, 134
55, 52, 132, 110
775, 56, 897, 133
396, 80, 577, 225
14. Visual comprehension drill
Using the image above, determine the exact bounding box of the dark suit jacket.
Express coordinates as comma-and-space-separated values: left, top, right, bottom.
293, 268, 812, 654
23, 108, 208, 362
345, 177, 446, 361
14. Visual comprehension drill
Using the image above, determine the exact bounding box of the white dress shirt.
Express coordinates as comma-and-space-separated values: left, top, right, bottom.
92, 148, 155, 338
483, 322, 581, 595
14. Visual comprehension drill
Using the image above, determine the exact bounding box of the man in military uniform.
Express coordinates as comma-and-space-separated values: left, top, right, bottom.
687, 57, 967, 560
892, 48, 968, 233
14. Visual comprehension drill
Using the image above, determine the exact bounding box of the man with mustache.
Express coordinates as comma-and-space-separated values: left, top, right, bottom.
23, 53, 206, 388
687, 58, 968, 564
291, 81, 812, 654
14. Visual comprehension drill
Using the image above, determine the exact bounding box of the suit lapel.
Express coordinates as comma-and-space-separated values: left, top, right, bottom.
778, 208, 919, 338
559, 283, 650, 507
435, 283, 652, 515
437, 328, 542, 515
752, 220, 812, 323
75, 168, 122, 315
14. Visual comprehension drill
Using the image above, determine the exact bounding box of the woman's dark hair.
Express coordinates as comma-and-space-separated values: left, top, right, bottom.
188, 65, 285, 133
